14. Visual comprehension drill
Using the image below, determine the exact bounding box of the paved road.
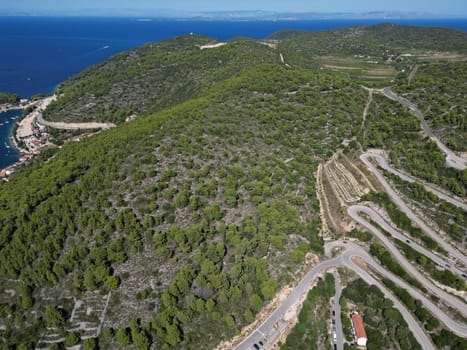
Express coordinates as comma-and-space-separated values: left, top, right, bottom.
348, 206, 467, 314
340, 249, 436, 350
235, 256, 341, 350
332, 270, 344, 350
360, 152, 467, 264
379, 87, 466, 171
341, 245, 467, 337
236, 147, 467, 349
364, 150, 466, 211
234, 241, 459, 350
349, 205, 465, 279
37, 98, 116, 130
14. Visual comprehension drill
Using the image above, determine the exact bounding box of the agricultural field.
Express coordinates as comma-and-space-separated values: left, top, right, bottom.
314, 56, 396, 86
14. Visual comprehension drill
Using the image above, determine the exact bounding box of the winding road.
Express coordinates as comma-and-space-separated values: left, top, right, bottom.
379, 87, 466, 170
348, 205, 465, 279
328, 241, 467, 337
360, 151, 467, 263
363, 150, 467, 211
343, 245, 467, 336
234, 147, 467, 350
234, 241, 444, 350
348, 206, 467, 316
234, 85, 467, 350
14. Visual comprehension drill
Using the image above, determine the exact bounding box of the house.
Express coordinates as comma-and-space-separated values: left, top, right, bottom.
19, 154, 33, 162
31, 139, 41, 147
351, 311, 367, 347
5, 167, 15, 176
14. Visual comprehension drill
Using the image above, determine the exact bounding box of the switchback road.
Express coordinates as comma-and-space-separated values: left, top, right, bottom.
363, 150, 466, 210
360, 152, 467, 263
234, 242, 459, 350
348, 205, 465, 279
348, 206, 467, 313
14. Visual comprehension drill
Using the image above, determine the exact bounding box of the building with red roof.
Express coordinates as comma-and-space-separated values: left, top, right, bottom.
351, 311, 367, 347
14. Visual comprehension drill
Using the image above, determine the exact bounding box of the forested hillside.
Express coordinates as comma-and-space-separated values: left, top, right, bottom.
395, 61, 467, 152
43, 35, 281, 124
274, 23, 467, 62
360, 93, 465, 197
0, 65, 366, 349
0, 92, 21, 105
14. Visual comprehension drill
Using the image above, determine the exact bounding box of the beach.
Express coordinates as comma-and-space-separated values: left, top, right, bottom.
16, 96, 56, 138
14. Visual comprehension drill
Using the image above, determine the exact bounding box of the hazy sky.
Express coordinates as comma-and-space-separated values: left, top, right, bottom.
1, 0, 466, 16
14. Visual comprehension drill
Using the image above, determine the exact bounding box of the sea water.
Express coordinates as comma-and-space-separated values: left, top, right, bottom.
0, 109, 22, 169
0, 17, 466, 168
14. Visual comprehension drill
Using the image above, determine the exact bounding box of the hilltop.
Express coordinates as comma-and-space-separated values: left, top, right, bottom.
43, 35, 281, 124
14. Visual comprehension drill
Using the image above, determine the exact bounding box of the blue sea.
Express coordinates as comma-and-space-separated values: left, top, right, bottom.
0, 109, 22, 169
0, 17, 466, 168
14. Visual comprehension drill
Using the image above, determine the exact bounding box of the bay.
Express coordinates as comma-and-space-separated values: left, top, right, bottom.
0, 109, 22, 169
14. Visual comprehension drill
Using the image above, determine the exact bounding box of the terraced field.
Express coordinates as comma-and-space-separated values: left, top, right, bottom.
318, 151, 377, 234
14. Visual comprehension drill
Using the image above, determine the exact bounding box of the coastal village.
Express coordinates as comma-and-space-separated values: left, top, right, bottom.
1, 95, 116, 181
0, 96, 55, 180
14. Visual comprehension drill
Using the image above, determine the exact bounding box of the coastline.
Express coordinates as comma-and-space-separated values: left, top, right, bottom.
0, 105, 22, 113
1, 104, 27, 153
0, 107, 23, 176
9, 127, 28, 154
0, 93, 113, 179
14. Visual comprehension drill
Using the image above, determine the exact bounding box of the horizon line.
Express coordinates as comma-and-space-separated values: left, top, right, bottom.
1, 9, 467, 18
1, 14, 467, 19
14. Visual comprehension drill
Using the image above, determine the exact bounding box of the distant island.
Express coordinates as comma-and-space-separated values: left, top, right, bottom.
1, 10, 464, 20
